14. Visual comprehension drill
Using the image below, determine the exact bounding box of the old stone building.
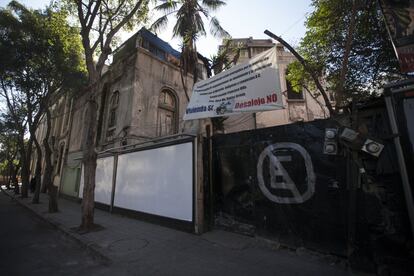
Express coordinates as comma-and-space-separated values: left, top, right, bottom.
34, 28, 207, 198
217, 37, 332, 133
31, 30, 332, 233
30, 93, 73, 193
33, 32, 333, 196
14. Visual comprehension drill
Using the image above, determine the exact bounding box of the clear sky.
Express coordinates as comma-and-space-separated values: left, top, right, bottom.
0, 0, 314, 58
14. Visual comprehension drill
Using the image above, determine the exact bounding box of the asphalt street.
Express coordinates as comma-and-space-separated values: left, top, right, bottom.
0, 190, 351, 276
0, 192, 111, 276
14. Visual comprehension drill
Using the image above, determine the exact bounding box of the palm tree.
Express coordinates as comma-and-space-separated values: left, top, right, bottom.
209, 38, 242, 133
211, 38, 242, 74
151, 0, 229, 97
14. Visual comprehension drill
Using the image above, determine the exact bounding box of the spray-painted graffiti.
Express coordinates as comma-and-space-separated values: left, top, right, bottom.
213, 120, 348, 254
257, 142, 316, 204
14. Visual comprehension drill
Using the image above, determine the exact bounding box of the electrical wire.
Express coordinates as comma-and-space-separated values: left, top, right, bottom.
280, 12, 309, 38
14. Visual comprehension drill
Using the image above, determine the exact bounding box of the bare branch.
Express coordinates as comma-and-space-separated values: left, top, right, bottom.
96, 0, 146, 75
264, 29, 335, 116
86, 0, 102, 33
76, 0, 87, 29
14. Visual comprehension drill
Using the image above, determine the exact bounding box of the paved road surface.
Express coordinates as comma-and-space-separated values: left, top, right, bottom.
0, 192, 112, 275
0, 190, 351, 276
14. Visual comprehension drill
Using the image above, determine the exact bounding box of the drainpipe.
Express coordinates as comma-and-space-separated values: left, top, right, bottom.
384, 87, 414, 238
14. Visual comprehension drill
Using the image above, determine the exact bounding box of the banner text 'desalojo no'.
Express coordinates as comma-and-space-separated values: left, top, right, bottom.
184, 47, 284, 120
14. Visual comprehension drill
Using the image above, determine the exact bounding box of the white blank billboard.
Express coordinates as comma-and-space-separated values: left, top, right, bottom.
114, 142, 193, 221
79, 156, 114, 205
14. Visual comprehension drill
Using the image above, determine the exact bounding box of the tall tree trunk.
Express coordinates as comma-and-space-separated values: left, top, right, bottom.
80, 96, 98, 231
32, 137, 42, 204
12, 165, 19, 194
19, 140, 32, 198
180, 65, 190, 102
335, 0, 357, 108
192, 43, 199, 84
43, 109, 58, 213
6, 156, 12, 189
5, 170, 10, 190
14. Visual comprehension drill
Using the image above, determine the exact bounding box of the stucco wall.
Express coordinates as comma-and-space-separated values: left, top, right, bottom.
128, 48, 193, 139
66, 44, 197, 154
98, 54, 136, 147
68, 93, 87, 153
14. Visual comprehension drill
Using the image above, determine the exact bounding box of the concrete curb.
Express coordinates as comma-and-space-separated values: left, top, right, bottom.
1, 188, 112, 265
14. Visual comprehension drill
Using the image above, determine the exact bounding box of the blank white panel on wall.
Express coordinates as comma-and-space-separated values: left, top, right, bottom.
79, 165, 84, 198
79, 157, 114, 206
95, 157, 114, 204
114, 142, 193, 222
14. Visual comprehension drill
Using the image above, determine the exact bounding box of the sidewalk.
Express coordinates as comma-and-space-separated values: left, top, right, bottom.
2, 188, 350, 276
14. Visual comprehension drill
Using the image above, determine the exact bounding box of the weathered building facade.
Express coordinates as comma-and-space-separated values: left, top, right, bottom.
34, 28, 205, 203
32, 31, 334, 234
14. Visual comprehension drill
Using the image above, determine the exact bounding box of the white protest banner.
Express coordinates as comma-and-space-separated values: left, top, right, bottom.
183, 46, 283, 120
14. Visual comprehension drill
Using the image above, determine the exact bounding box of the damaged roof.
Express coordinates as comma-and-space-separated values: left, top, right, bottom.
113, 27, 181, 62
138, 27, 181, 59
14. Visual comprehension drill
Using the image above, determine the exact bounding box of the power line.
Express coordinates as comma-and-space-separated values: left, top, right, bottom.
280, 12, 309, 38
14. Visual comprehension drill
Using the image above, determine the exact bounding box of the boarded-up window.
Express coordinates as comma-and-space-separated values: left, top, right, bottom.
107, 91, 119, 138
157, 90, 177, 136
240, 49, 248, 58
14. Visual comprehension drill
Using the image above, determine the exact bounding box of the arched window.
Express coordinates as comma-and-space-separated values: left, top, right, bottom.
107, 91, 119, 138
157, 89, 177, 136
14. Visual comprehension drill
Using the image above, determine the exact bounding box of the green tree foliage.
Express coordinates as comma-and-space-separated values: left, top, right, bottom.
209, 38, 242, 132
151, 0, 229, 87
0, 1, 86, 96
0, 0, 86, 124
0, 1, 86, 199
0, 117, 20, 190
287, 0, 402, 106
210, 38, 242, 75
